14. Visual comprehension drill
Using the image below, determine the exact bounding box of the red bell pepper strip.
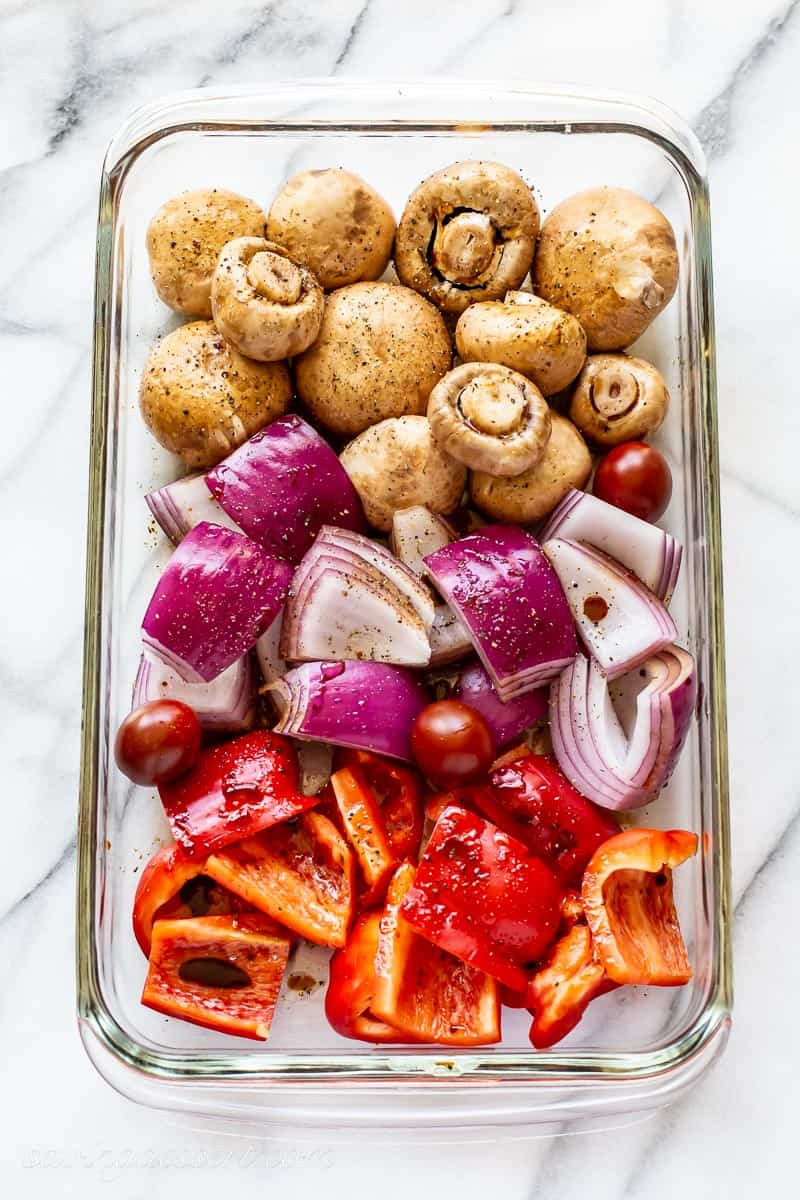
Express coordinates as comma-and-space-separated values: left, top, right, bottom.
335, 749, 424, 860
483, 755, 620, 886
205, 811, 355, 948
330, 765, 397, 904
581, 828, 698, 986
372, 862, 500, 1045
400, 805, 563, 992
158, 731, 318, 858
325, 910, 409, 1043
132, 842, 266, 957
498, 889, 588, 1009
526, 922, 617, 1048
141, 913, 292, 1041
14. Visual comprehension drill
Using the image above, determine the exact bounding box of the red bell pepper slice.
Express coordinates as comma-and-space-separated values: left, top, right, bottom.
335, 749, 424, 860
483, 755, 620, 886
132, 843, 265, 957
400, 805, 563, 992
158, 731, 318, 858
330, 765, 397, 903
205, 811, 355, 947
372, 862, 500, 1045
526, 922, 617, 1048
325, 910, 408, 1043
141, 913, 292, 1040
582, 828, 698, 986
497, 889, 588, 1009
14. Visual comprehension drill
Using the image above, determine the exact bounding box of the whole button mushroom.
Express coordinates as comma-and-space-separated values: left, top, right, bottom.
139, 321, 291, 469
294, 282, 452, 436
267, 168, 396, 290
570, 354, 669, 445
532, 187, 679, 351
427, 362, 551, 476
394, 161, 540, 314
455, 291, 587, 395
146, 189, 266, 318
211, 237, 324, 362
340, 415, 467, 532
470, 412, 591, 524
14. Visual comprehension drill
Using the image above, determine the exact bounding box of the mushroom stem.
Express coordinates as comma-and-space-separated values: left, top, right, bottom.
588, 365, 640, 420
247, 251, 303, 305
432, 212, 498, 283
458, 375, 526, 436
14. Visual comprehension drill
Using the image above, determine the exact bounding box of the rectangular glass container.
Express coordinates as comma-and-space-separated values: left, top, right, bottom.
77, 80, 731, 1135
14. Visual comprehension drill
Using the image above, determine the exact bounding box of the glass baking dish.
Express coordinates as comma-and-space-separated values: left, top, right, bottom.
77, 80, 731, 1134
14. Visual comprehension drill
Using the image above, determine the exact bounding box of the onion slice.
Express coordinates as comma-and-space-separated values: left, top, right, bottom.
141, 521, 292, 683
272, 661, 429, 762
539, 489, 682, 604
205, 415, 365, 564
132, 649, 254, 732
429, 606, 473, 667
549, 647, 696, 810
453, 661, 548, 748
390, 506, 457, 578
543, 538, 677, 680
281, 530, 432, 667
424, 525, 578, 702
145, 472, 240, 545
255, 609, 286, 685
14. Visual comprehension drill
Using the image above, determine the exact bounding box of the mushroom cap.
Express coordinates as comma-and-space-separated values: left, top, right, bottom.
266, 168, 396, 290
146, 189, 266, 318
139, 321, 292, 468
294, 282, 453, 436
340, 415, 467, 532
569, 353, 669, 445
394, 160, 540, 314
455, 292, 587, 395
532, 186, 679, 351
470, 411, 591, 524
427, 362, 551, 477
210, 237, 324, 362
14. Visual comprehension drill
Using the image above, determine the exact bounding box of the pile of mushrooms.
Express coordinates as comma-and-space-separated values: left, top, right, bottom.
140, 167, 677, 528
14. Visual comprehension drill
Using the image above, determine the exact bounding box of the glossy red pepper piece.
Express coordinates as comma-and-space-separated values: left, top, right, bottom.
526, 922, 617, 1048
205, 811, 355, 948
325, 910, 408, 1043
582, 828, 698, 985
335, 749, 424, 860
497, 889, 587, 1009
400, 805, 563, 992
141, 913, 292, 1041
158, 731, 319, 858
372, 862, 500, 1045
330, 765, 397, 904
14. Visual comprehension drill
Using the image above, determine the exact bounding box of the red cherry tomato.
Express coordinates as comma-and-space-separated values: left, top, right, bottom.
115, 700, 201, 786
410, 700, 495, 788
593, 441, 672, 523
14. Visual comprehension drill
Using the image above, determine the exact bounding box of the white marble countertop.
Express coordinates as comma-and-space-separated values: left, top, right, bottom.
2, 0, 798, 1196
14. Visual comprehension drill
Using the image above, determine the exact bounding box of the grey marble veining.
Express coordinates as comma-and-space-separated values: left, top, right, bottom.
1, 0, 798, 1196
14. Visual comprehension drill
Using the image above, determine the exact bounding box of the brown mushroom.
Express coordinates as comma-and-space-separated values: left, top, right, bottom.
455, 291, 586, 395
340, 415, 466, 532
394, 161, 540, 314
139, 321, 291, 468
146, 189, 266, 318
210, 237, 323, 362
266, 168, 395, 290
294, 282, 452, 436
532, 186, 679, 350
569, 354, 669, 445
469, 411, 591, 524
427, 362, 551, 476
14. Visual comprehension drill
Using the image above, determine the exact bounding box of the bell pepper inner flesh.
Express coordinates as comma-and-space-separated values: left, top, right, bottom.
330, 765, 396, 902
526, 922, 616, 1049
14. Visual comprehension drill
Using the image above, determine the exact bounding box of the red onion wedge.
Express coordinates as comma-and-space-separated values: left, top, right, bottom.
549, 647, 696, 810
145, 472, 241, 545
133, 649, 253, 732
390, 505, 457, 579
539, 489, 682, 604
281, 528, 432, 667
255, 609, 286, 685
453, 661, 548, 748
429, 607, 473, 667
272, 661, 429, 762
543, 538, 677, 680
424, 525, 578, 702
205, 415, 365, 564
141, 522, 292, 683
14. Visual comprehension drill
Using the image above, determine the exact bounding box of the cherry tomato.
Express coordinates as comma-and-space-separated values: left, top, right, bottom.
593, 441, 672, 523
410, 700, 495, 788
115, 700, 201, 786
